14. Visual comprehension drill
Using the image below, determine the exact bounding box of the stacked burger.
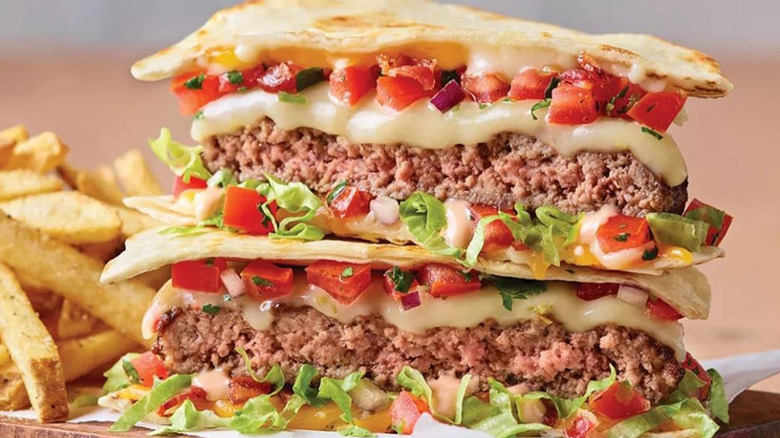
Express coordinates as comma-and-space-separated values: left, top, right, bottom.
99, 1, 734, 436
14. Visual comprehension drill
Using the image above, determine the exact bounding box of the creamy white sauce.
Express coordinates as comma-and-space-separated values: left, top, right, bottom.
192, 83, 687, 187
443, 199, 474, 249
192, 368, 231, 401
148, 275, 685, 361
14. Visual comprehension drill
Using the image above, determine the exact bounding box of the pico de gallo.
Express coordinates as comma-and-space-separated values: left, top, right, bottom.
171, 53, 687, 135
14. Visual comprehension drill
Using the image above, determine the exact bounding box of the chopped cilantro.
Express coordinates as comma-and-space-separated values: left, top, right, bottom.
204, 258, 215, 266
251, 276, 274, 286
641, 127, 664, 140
530, 98, 551, 120
613, 233, 630, 242
605, 86, 629, 114
279, 92, 306, 104
478, 103, 489, 110
193, 110, 204, 120
460, 271, 472, 282
485, 275, 547, 311
295, 67, 325, 92
327, 180, 348, 204
341, 267, 354, 278
387, 266, 415, 293
646, 103, 657, 113
202, 304, 221, 315
543, 77, 561, 99
226, 70, 244, 85
183, 74, 205, 90
643, 247, 659, 261
440, 70, 461, 85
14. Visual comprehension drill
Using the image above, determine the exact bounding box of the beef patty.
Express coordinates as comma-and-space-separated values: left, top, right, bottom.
154, 306, 683, 403
203, 118, 687, 215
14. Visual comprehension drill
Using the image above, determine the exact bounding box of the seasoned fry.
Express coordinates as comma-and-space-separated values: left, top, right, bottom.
0, 191, 122, 245
114, 149, 164, 196
0, 362, 29, 410
0, 170, 63, 202
115, 205, 163, 237
0, 263, 68, 421
0, 138, 14, 169
3, 132, 69, 173
58, 331, 139, 382
75, 165, 126, 205
0, 215, 155, 346
57, 300, 98, 340
0, 343, 10, 367
0, 125, 28, 144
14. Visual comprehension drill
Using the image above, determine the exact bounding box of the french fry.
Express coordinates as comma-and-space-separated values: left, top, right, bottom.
0, 362, 29, 410
114, 149, 164, 196
79, 237, 123, 263
58, 331, 138, 382
0, 343, 10, 367
0, 263, 68, 421
0, 138, 14, 169
23, 287, 63, 336
115, 205, 163, 237
0, 191, 122, 245
0, 170, 63, 202
0, 125, 28, 144
3, 132, 69, 173
75, 165, 126, 205
56, 300, 98, 340
0, 215, 155, 346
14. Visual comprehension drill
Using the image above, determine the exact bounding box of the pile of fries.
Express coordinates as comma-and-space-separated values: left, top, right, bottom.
0, 125, 167, 422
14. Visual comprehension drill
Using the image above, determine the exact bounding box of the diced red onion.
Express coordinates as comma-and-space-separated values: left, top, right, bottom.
617, 285, 649, 308
430, 80, 466, 112
370, 196, 400, 225
220, 269, 246, 298
400, 291, 421, 311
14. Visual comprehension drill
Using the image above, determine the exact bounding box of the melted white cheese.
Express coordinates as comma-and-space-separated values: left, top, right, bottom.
192, 368, 231, 401
192, 83, 687, 187
148, 275, 685, 361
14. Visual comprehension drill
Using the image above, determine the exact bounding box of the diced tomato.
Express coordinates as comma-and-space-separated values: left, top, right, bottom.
647, 297, 683, 321
305, 260, 372, 304
383, 267, 420, 301
461, 74, 510, 103
172, 258, 228, 293
508, 69, 558, 100
548, 83, 598, 125
418, 263, 481, 298
330, 66, 376, 106
329, 186, 372, 219
376, 76, 434, 110
565, 413, 597, 438
228, 376, 273, 405
589, 381, 651, 420
131, 352, 169, 388
157, 386, 208, 416
682, 352, 712, 401
627, 91, 687, 132
390, 391, 430, 434
172, 175, 208, 198
595, 215, 651, 253
240, 260, 294, 299
684, 199, 733, 246
171, 72, 221, 115
468, 205, 514, 252
257, 62, 301, 93
222, 185, 277, 235
576, 283, 620, 301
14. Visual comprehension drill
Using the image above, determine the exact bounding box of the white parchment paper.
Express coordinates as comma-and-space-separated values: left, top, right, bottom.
3, 349, 779, 437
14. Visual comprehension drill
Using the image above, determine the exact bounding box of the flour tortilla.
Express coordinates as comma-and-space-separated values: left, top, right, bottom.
131, 0, 731, 97
102, 227, 710, 319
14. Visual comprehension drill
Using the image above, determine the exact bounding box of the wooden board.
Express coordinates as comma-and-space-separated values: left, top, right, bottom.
0, 390, 778, 437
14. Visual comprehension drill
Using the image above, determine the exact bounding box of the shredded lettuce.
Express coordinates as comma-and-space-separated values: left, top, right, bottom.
318, 372, 364, 423
71, 394, 99, 408
292, 364, 327, 407
206, 168, 237, 188
396, 366, 434, 411
102, 352, 140, 393
109, 374, 192, 432
151, 400, 229, 435
670, 398, 720, 438
453, 374, 472, 424
229, 394, 288, 433
338, 424, 376, 437
149, 128, 211, 182
607, 403, 683, 438
260, 172, 325, 240
235, 347, 284, 395
399, 192, 462, 259
461, 380, 549, 438
706, 369, 729, 423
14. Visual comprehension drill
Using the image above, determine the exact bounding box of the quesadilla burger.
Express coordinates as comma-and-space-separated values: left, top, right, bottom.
99, 0, 734, 436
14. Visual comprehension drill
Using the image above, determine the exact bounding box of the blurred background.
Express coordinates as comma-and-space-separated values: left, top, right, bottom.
0, 1, 778, 390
